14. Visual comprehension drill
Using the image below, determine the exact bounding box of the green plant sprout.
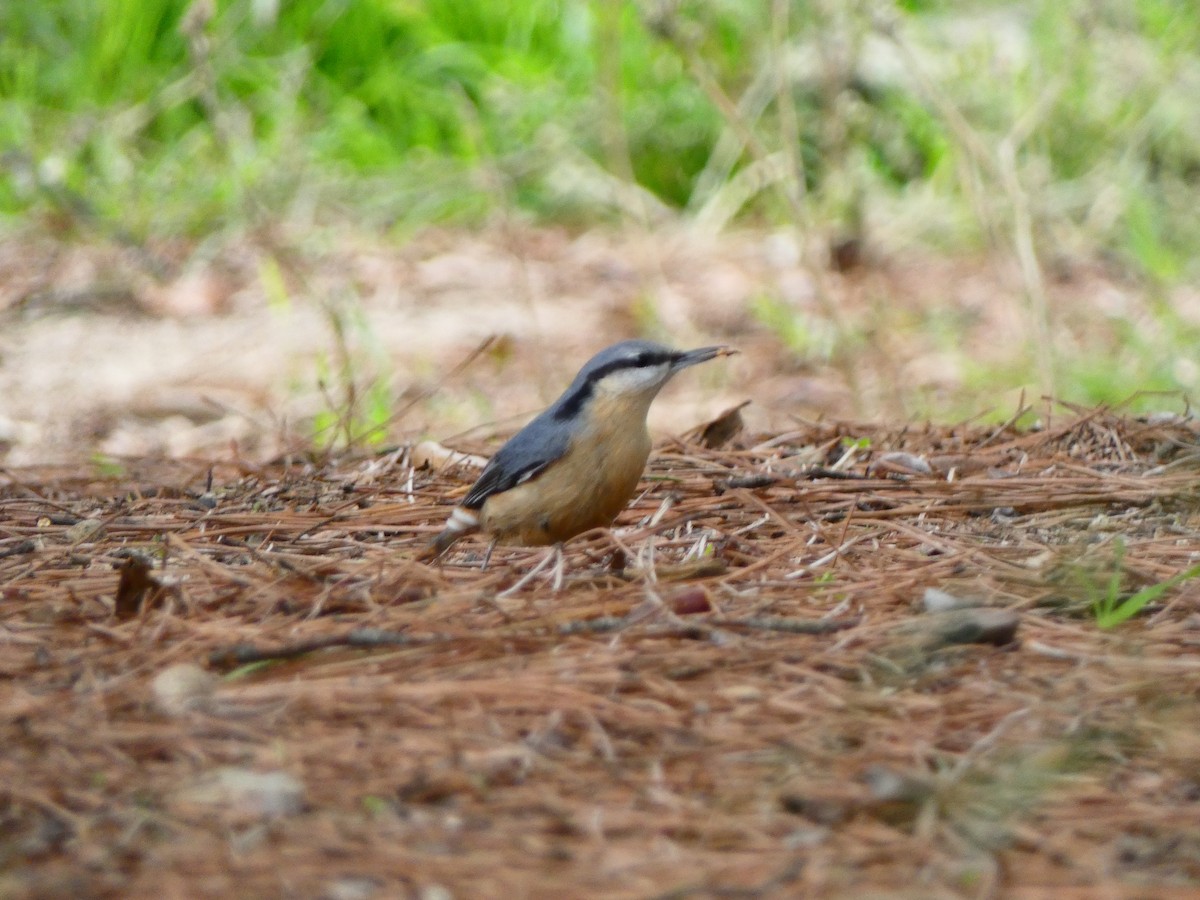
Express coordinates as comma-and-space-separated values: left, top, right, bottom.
90, 453, 126, 479
312, 298, 395, 451
1089, 539, 1200, 629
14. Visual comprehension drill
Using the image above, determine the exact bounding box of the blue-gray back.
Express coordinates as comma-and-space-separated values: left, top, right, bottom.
459, 340, 672, 509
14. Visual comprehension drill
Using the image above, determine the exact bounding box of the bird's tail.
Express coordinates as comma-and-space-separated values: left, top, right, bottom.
420, 507, 480, 560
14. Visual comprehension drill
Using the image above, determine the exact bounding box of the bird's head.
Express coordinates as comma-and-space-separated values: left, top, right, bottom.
552, 339, 735, 420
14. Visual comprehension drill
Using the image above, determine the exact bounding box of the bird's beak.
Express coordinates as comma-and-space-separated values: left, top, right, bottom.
670, 345, 737, 372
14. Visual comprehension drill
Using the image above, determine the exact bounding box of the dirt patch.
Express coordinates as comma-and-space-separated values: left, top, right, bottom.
1, 224, 1183, 467
3, 410, 1200, 896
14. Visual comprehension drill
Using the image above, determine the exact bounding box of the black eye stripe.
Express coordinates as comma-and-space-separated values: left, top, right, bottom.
551, 351, 676, 421
590, 352, 673, 375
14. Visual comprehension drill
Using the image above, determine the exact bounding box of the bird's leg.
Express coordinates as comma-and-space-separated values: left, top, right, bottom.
499, 542, 568, 600
497, 545, 559, 598
480, 538, 497, 571
550, 543, 565, 592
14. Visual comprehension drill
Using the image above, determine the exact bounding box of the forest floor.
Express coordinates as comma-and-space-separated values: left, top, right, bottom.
2, 226, 1199, 898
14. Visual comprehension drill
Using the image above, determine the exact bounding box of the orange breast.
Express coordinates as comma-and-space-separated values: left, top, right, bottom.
480, 398, 653, 546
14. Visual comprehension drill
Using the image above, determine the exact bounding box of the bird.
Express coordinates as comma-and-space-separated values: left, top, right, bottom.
426, 339, 736, 560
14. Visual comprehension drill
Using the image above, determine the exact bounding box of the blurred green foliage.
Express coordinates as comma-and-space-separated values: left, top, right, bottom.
1, 0, 726, 229
1, 0, 1197, 278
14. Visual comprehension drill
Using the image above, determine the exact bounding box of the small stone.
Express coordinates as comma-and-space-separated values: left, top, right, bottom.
922, 587, 970, 613
177, 768, 305, 820
152, 664, 216, 715
65, 518, 104, 544
925, 608, 1020, 648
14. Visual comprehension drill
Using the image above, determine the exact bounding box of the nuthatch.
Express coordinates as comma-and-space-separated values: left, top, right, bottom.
427, 339, 735, 557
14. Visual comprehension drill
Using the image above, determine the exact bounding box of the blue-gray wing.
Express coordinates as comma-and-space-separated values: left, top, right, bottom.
461, 413, 570, 510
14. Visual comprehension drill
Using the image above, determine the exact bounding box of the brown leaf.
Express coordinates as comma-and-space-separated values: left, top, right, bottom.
697, 401, 750, 449
114, 555, 158, 621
